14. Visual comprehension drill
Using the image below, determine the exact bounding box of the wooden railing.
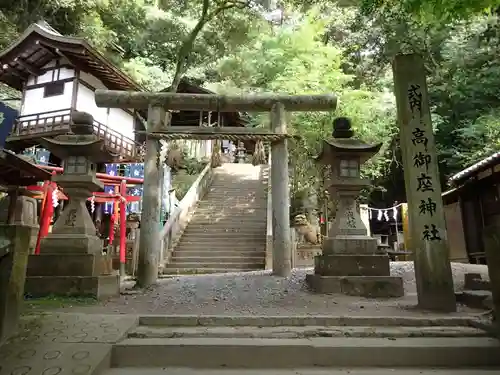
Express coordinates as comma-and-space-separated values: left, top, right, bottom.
91, 119, 137, 160
158, 163, 214, 271
9, 109, 138, 160
12, 109, 72, 136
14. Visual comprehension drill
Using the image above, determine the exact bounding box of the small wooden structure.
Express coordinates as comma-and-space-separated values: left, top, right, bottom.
0, 22, 141, 161
444, 151, 500, 264
0, 149, 51, 187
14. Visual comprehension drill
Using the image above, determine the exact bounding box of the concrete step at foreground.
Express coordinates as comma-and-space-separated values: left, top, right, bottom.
165, 262, 264, 269
111, 337, 500, 368
169, 256, 265, 264
104, 368, 500, 375
128, 325, 488, 339
135, 315, 480, 327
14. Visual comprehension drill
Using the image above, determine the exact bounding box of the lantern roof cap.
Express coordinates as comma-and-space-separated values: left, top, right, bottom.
315, 117, 382, 162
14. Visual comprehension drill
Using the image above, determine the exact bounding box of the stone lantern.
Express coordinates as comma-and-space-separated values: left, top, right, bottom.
235, 141, 246, 163
306, 117, 403, 298
24, 112, 121, 299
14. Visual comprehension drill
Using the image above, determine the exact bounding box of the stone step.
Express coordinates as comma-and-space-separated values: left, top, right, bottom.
111, 337, 500, 368
189, 217, 267, 222
171, 250, 267, 257
127, 325, 488, 339
135, 315, 479, 328
165, 262, 264, 269
175, 243, 265, 249
161, 268, 260, 275
170, 256, 265, 264
181, 230, 266, 237
185, 224, 266, 230
103, 368, 500, 375
194, 208, 267, 213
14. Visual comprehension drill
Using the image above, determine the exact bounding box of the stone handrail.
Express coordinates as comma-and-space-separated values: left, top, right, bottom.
265, 153, 273, 269
159, 163, 214, 270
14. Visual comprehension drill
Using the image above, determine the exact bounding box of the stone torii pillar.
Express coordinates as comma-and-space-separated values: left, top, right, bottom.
95, 90, 337, 285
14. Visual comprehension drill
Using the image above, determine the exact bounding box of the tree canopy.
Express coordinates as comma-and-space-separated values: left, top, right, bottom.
1, 0, 500, 209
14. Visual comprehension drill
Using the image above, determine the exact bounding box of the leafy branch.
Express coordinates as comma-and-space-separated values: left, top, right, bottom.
170, 0, 251, 92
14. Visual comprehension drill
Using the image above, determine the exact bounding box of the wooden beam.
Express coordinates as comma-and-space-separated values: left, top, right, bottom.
142, 126, 278, 135
14, 57, 41, 76
95, 90, 337, 112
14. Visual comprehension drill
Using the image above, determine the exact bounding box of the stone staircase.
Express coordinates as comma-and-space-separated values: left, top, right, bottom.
164, 163, 269, 274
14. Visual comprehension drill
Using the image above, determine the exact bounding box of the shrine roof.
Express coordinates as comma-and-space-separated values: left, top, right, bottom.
449, 151, 500, 185
0, 22, 143, 92
0, 149, 52, 186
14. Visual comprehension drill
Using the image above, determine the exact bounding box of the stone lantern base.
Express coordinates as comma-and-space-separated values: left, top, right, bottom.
24, 184, 119, 300
306, 236, 404, 298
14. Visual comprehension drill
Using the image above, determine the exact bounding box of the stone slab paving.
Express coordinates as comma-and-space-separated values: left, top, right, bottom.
0, 313, 137, 375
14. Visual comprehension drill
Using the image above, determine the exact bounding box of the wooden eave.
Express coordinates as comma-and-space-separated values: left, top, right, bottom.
0, 23, 143, 92
0, 149, 52, 186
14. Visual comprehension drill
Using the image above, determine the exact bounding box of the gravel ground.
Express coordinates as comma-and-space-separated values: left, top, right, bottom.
62, 262, 489, 316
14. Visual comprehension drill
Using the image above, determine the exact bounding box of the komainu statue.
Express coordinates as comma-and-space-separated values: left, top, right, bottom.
293, 214, 321, 244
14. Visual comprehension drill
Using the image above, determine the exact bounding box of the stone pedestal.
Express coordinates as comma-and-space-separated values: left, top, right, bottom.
306, 235, 404, 297
0, 224, 32, 343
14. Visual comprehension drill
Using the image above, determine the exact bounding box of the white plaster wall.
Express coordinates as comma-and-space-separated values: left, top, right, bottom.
22, 57, 75, 123
78, 71, 135, 140
21, 83, 73, 116
75, 84, 107, 125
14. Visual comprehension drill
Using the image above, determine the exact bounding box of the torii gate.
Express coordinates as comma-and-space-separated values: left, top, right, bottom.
95, 90, 337, 285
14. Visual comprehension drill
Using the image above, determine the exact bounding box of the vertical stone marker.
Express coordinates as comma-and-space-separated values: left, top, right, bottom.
393, 53, 456, 312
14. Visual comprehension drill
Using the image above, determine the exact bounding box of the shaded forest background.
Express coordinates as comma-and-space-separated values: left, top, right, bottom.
1, 0, 500, 209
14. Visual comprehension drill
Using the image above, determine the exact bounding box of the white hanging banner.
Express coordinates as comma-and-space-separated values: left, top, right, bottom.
383, 210, 389, 221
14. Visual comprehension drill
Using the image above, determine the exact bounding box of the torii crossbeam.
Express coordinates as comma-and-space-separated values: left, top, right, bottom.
95, 89, 337, 286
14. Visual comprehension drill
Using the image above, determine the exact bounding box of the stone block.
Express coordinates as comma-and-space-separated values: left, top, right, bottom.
314, 254, 390, 277
0, 224, 32, 343
39, 233, 103, 254
322, 236, 380, 255
26, 253, 109, 277
306, 274, 404, 298
25, 275, 120, 299
464, 273, 491, 291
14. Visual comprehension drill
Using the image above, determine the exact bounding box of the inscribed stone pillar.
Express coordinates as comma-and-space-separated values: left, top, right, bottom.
393, 53, 456, 312
270, 103, 292, 277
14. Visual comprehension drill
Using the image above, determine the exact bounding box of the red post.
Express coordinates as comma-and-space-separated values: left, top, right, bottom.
34, 180, 56, 255
119, 179, 127, 276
